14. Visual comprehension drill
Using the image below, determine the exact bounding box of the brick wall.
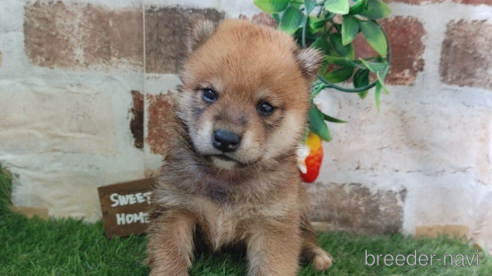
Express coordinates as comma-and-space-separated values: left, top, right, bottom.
313, 1, 492, 253
0, 0, 145, 221
0, 0, 491, 253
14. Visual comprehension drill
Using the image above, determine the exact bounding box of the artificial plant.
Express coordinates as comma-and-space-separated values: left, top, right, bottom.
254, 0, 392, 182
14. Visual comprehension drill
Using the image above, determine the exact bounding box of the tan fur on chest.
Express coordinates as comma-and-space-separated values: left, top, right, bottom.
195, 197, 239, 249
193, 195, 295, 250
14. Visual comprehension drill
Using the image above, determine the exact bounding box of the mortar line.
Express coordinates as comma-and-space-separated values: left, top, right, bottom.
142, 0, 148, 152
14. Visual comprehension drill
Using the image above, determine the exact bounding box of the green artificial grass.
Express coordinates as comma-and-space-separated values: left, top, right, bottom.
1, 167, 491, 275
0, 165, 12, 211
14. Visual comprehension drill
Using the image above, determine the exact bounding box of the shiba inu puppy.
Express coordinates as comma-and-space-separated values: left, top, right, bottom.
146, 16, 333, 276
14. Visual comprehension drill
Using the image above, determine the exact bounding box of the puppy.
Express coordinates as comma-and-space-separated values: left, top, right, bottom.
146, 17, 333, 276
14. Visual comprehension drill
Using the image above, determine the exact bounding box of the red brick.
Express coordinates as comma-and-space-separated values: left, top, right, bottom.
308, 183, 406, 235
251, 12, 278, 29
146, 93, 175, 155
458, 0, 488, 4
145, 6, 224, 74
440, 20, 492, 90
131, 91, 144, 149
24, 2, 143, 71
353, 16, 425, 86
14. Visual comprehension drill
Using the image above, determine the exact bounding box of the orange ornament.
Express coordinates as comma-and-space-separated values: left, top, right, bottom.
300, 133, 323, 183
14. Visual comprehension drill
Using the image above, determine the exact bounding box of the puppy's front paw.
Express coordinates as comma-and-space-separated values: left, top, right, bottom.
312, 247, 334, 271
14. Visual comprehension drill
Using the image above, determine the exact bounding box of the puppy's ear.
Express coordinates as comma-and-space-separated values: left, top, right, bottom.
294, 48, 324, 80
188, 15, 217, 52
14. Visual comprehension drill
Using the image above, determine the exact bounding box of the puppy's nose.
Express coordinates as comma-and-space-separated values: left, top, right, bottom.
213, 129, 241, 152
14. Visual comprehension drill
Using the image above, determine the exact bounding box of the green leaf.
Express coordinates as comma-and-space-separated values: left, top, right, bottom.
307, 16, 321, 32
349, 0, 368, 14
358, 90, 369, 99
325, 56, 363, 68
342, 15, 359, 45
375, 81, 381, 112
376, 71, 389, 94
330, 33, 355, 58
376, 60, 390, 95
311, 33, 329, 56
293, 28, 317, 45
323, 113, 347, 123
309, 105, 332, 141
358, 58, 387, 73
272, 13, 280, 22
324, 40, 340, 57
360, 0, 391, 19
311, 84, 325, 98
319, 60, 329, 75
360, 21, 387, 57
307, 17, 331, 35
291, 1, 303, 8
279, 7, 303, 35
304, 0, 317, 14
325, 56, 350, 67
324, 0, 349, 15
323, 67, 353, 83
353, 68, 370, 99
254, 0, 289, 13
310, 18, 330, 29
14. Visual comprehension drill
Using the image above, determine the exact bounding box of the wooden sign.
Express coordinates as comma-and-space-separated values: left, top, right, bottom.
98, 178, 154, 238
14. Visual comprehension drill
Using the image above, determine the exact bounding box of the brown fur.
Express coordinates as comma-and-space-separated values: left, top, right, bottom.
146, 17, 333, 276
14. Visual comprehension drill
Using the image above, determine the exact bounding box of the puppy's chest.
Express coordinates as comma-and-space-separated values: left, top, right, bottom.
211, 211, 238, 248
198, 200, 252, 249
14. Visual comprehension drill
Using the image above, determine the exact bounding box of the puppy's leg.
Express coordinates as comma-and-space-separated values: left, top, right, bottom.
147, 208, 196, 276
300, 213, 334, 270
298, 187, 334, 271
246, 221, 301, 276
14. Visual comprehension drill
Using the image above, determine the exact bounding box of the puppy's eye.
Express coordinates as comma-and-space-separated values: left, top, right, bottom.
257, 101, 275, 116
202, 88, 217, 103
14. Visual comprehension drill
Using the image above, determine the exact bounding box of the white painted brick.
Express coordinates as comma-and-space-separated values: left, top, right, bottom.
4, 152, 144, 222
317, 88, 492, 185
0, 81, 116, 155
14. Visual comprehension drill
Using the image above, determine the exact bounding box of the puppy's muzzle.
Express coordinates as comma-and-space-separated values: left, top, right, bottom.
213, 129, 241, 152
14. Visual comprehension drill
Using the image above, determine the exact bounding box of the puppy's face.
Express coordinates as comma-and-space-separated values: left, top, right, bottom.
178, 19, 322, 170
